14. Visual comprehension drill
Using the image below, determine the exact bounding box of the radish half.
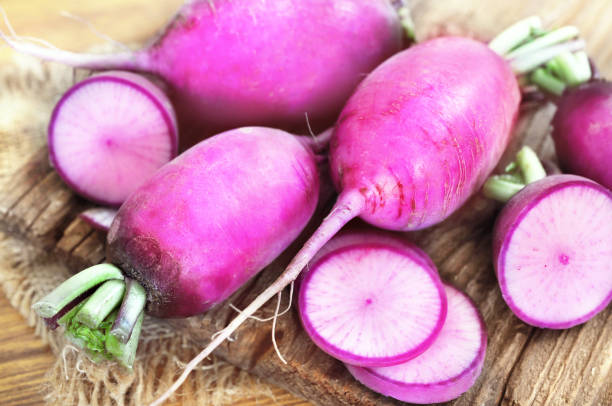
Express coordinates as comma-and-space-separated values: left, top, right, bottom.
493, 174, 612, 328
298, 231, 447, 367
49, 71, 178, 206
346, 284, 487, 404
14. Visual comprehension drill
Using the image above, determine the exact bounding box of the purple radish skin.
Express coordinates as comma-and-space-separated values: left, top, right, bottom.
552, 81, 612, 190
347, 284, 487, 404
49, 71, 178, 206
153, 36, 520, 405
298, 230, 447, 367
493, 174, 612, 329
79, 207, 118, 231
4, 0, 402, 139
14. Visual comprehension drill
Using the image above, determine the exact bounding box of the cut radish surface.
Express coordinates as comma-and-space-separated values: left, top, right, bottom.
347, 284, 487, 404
494, 174, 612, 328
79, 207, 118, 231
49, 71, 178, 206
298, 231, 447, 367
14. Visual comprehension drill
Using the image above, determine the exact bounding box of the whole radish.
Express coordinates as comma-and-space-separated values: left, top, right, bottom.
3, 0, 403, 141
33, 126, 320, 366
551, 81, 612, 190
49, 71, 178, 206
347, 284, 487, 404
485, 147, 612, 328
298, 230, 447, 367
153, 36, 522, 405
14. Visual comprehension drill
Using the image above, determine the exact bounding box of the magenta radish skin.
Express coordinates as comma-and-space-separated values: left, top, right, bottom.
79, 207, 118, 231
493, 174, 612, 329
13, 0, 402, 139
49, 71, 178, 206
298, 230, 447, 367
106, 127, 319, 318
331, 36, 520, 231
552, 81, 612, 190
346, 284, 487, 404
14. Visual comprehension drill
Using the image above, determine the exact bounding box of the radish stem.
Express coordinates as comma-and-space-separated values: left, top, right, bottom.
510, 39, 585, 74
483, 176, 526, 202
74, 280, 126, 329
111, 278, 146, 343
506, 26, 579, 59
516, 146, 547, 184
107, 312, 144, 369
489, 16, 542, 55
531, 68, 566, 95
32, 264, 123, 318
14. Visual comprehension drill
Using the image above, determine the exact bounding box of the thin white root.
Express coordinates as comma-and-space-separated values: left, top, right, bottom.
61, 345, 81, 380
59, 11, 131, 52
271, 290, 287, 365
228, 281, 294, 322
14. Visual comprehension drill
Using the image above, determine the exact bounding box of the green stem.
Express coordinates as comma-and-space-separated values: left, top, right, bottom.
531, 68, 566, 96
484, 146, 546, 202
516, 146, 547, 184
489, 16, 542, 55
107, 312, 144, 369
505, 26, 579, 59
397, 6, 415, 41
111, 278, 146, 343
483, 176, 526, 202
32, 264, 123, 318
74, 280, 126, 329
510, 39, 585, 74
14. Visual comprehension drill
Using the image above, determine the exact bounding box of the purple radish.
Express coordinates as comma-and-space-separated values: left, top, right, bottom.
33, 126, 320, 366
49, 71, 178, 206
153, 36, 520, 404
79, 207, 118, 231
552, 81, 612, 190
347, 284, 487, 404
298, 230, 447, 367
486, 147, 612, 328
3, 0, 402, 141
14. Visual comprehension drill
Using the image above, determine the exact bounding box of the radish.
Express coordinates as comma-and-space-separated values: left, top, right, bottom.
485, 146, 612, 328
2, 0, 403, 139
152, 35, 521, 405
346, 284, 487, 404
49, 71, 178, 206
298, 230, 447, 367
33, 126, 320, 366
79, 207, 118, 231
551, 81, 612, 190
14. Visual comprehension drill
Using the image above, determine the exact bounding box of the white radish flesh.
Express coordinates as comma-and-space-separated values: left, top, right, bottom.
347, 284, 487, 404
79, 207, 118, 231
49, 71, 178, 206
298, 231, 447, 367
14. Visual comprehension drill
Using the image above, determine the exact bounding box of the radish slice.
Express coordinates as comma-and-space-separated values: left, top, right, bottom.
298, 231, 447, 367
346, 284, 487, 404
494, 174, 612, 328
79, 207, 118, 231
49, 71, 178, 206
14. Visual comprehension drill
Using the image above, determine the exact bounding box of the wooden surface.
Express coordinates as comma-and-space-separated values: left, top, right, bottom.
1, 1, 612, 406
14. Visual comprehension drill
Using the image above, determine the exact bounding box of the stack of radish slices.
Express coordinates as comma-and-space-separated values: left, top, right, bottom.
298, 230, 487, 404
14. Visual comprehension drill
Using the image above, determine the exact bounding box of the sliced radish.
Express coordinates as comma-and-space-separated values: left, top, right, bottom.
49, 71, 178, 206
347, 284, 487, 404
494, 174, 612, 328
298, 230, 447, 367
79, 207, 118, 231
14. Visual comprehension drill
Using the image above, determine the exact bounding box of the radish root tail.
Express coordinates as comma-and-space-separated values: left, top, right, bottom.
149, 191, 365, 406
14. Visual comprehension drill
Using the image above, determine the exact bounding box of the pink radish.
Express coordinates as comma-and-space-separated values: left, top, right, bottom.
3, 0, 402, 140
347, 284, 487, 404
49, 71, 178, 206
486, 147, 612, 328
79, 207, 118, 231
152, 36, 520, 405
298, 230, 447, 367
33, 126, 320, 366
552, 81, 612, 190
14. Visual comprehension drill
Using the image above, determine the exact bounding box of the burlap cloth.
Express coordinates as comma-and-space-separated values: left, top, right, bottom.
0, 54, 277, 405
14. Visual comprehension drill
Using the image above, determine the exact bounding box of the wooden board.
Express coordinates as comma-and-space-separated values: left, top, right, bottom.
1, 1, 612, 405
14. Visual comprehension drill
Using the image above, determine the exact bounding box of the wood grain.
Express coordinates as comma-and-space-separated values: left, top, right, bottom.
1, 1, 612, 406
